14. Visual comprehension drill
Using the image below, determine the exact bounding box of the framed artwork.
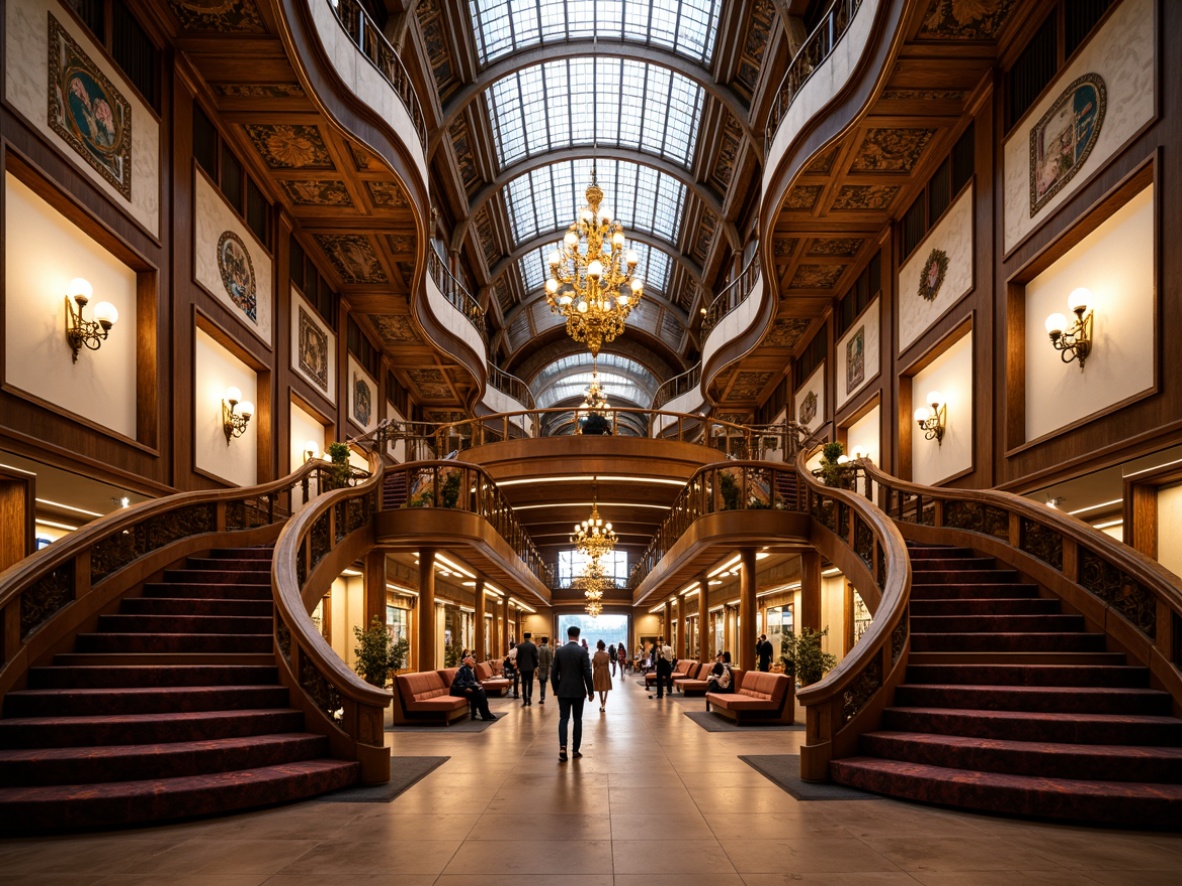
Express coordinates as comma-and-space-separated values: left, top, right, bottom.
290, 290, 335, 403
217, 231, 256, 322
1029, 74, 1106, 215
800, 391, 818, 425
917, 248, 948, 302
347, 355, 377, 433
846, 326, 865, 391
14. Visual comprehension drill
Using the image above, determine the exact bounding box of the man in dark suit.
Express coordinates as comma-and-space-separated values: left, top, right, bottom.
757, 634, 774, 672
515, 632, 539, 706
450, 655, 496, 721
550, 625, 594, 761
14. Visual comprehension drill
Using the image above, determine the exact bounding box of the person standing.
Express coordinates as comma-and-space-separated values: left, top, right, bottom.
757, 634, 773, 672
516, 632, 539, 706
551, 625, 594, 762
649, 636, 673, 699
536, 636, 553, 704
450, 655, 496, 721
608, 643, 617, 677
592, 640, 613, 712
505, 642, 519, 698
617, 643, 628, 674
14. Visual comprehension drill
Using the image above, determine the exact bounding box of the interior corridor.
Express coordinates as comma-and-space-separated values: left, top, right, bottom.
2, 674, 1181, 884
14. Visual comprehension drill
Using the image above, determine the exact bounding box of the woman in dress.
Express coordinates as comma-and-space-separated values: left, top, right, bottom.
592, 640, 613, 712
617, 643, 628, 674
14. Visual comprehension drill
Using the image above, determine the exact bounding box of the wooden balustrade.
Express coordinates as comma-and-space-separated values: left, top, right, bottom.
701, 253, 761, 337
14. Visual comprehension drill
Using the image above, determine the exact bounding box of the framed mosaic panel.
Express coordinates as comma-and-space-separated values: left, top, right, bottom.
290, 289, 336, 404
794, 363, 826, 434
347, 356, 377, 434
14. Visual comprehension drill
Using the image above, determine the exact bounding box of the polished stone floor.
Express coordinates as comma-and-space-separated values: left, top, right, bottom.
2, 672, 1182, 885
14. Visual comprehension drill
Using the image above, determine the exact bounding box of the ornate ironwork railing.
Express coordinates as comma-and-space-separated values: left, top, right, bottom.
629, 460, 808, 589
701, 253, 761, 338
326, 0, 427, 148
765, 0, 865, 148
382, 460, 553, 587
428, 251, 486, 344
652, 363, 701, 410
792, 446, 911, 781
488, 365, 536, 410
272, 451, 391, 782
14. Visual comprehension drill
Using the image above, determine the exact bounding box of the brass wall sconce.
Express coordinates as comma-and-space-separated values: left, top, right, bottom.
222, 386, 254, 444
303, 440, 320, 462
914, 391, 946, 445
64, 278, 118, 363
1045, 287, 1093, 369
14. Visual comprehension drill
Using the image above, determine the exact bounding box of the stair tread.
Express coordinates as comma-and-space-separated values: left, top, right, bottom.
887, 705, 1182, 725
901, 684, 1169, 697
0, 733, 323, 763
864, 731, 1182, 759
8, 684, 285, 698
0, 707, 302, 728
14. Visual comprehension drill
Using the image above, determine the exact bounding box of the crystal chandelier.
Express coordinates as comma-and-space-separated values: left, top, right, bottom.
582, 371, 608, 412
571, 481, 616, 561
545, 167, 644, 357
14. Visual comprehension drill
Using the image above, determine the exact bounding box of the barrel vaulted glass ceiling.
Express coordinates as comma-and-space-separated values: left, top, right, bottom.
532, 353, 659, 408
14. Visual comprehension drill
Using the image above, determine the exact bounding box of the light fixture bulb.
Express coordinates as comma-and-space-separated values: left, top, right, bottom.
836, 455, 850, 465
914, 406, 931, 423
626, 250, 638, 266
630, 278, 643, 293
1045, 313, 1067, 336
1067, 287, 1092, 315
577, 300, 589, 313
587, 259, 603, 279
93, 301, 118, 327
225, 386, 242, 404
545, 278, 559, 294
617, 294, 630, 306
927, 391, 943, 409
564, 231, 579, 247
549, 250, 562, 266
304, 440, 319, 457
611, 231, 625, 248
559, 294, 573, 306
68, 278, 93, 302
579, 208, 593, 223
238, 400, 254, 418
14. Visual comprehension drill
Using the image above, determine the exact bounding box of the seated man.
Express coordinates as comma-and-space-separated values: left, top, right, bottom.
707, 651, 733, 693
580, 413, 611, 435
450, 655, 497, 721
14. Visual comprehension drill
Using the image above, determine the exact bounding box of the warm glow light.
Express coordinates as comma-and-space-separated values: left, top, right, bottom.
926, 391, 943, 408
67, 277, 93, 301
225, 386, 242, 404
914, 406, 930, 423
93, 302, 118, 326
1067, 287, 1092, 314
238, 400, 254, 418
1045, 313, 1067, 336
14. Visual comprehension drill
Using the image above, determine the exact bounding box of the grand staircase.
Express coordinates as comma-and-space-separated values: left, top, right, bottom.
0, 547, 359, 831
831, 543, 1182, 825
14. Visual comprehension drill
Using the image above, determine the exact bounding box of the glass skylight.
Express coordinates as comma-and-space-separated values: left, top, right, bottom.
469, 0, 722, 68
504, 158, 685, 246
485, 58, 703, 169
532, 352, 658, 407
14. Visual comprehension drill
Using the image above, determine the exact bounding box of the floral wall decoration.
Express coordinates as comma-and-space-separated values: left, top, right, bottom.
348, 356, 377, 433
800, 391, 818, 425
917, 248, 948, 302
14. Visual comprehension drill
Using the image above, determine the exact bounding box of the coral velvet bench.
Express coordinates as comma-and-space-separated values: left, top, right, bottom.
705, 671, 794, 725
673, 662, 711, 695
645, 658, 696, 687
475, 661, 512, 696
391, 670, 469, 725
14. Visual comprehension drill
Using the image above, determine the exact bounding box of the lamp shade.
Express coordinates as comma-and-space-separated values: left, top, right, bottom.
1045, 312, 1067, 335
587, 259, 604, 279
67, 277, 93, 301
225, 386, 242, 404
914, 406, 931, 423
237, 400, 254, 418
304, 440, 319, 456
1067, 287, 1092, 314
93, 301, 119, 326
926, 391, 943, 408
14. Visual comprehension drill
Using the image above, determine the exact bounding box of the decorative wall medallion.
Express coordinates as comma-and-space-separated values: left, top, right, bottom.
315, 234, 387, 284
280, 180, 352, 207
213, 82, 303, 98
917, 248, 948, 302
809, 237, 863, 257
850, 128, 937, 174
833, 185, 900, 211
48, 16, 132, 199
168, 0, 265, 32
244, 124, 334, 169
846, 326, 865, 390
352, 371, 373, 427
217, 231, 257, 321
917, 0, 1017, 41
372, 314, 422, 344
789, 264, 845, 290
1029, 74, 1106, 216
800, 391, 818, 425
297, 305, 329, 391
367, 180, 408, 208
765, 317, 811, 348
710, 114, 743, 189
784, 185, 822, 211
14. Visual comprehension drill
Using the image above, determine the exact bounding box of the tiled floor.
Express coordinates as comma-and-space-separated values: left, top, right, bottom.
3, 674, 1182, 884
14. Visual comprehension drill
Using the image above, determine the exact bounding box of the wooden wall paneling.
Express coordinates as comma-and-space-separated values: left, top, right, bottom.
0, 472, 35, 568
1124, 478, 1158, 559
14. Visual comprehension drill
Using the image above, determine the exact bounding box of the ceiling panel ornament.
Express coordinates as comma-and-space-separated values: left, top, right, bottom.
727, 370, 774, 401
788, 264, 845, 290
881, 87, 967, 101
167, 0, 264, 32
774, 238, 798, 257
366, 180, 409, 209
450, 116, 482, 196
783, 185, 823, 211
279, 180, 353, 207
213, 82, 303, 98
244, 124, 334, 169
808, 237, 864, 257
764, 317, 812, 349
315, 234, 387, 284
709, 112, 743, 190
474, 205, 500, 266
691, 210, 718, 265
832, 185, 900, 211
917, 0, 1018, 41
372, 314, 424, 345
407, 368, 452, 400
849, 128, 937, 174
804, 144, 841, 175
416, 0, 460, 98
733, 0, 775, 96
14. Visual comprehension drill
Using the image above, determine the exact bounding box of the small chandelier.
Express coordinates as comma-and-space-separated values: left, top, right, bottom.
545, 167, 644, 357
582, 371, 608, 412
571, 481, 616, 561
585, 598, 603, 618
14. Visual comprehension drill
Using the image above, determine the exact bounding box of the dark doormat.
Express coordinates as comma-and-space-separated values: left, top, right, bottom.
315, 756, 449, 803
386, 715, 500, 733
684, 711, 804, 732
740, 755, 877, 801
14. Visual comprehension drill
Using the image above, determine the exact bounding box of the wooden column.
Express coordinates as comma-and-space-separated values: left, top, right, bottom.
801, 550, 822, 633
697, 577, 709, 661
499, 595, 509, 657
417, 548, 436, 672
363, 550, 385, 630
677, 599, 687, 659
739, 546, 757, 670
473, 578, 485, 660
663, 600, 672, 650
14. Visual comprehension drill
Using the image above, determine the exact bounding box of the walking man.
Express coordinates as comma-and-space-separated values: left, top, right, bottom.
649, 636, 674, 699
551, 625, 594, 762
516, 632, 539, 706
757, 634, 773, 672
608, 643, 617, 677
536, 636, 553, 704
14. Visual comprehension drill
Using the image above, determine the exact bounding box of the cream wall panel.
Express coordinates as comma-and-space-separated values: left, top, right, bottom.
194, 329, 257, 487
899, 186, 974, 352
4, 1, 160, 236
912, 332, 973, 485
1024, 186, 1154, 442
821, 576, 846, 661
836, 300, 879, 409
1003, 0, 1154, 252
846, 405, 881, 466
795, 362, 826, 435
5, 173, 137, 438
1155, 484, 1182, 579
290, 401, 325, 467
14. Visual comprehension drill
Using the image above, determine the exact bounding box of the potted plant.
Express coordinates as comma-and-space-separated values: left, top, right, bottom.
719, 471, 740, 510
443, 642, 461, 667
325, 442, 353, 490
440, 469, 462, 509
352, 615, 392, 687
390, 637, 409, 673
781, 626, 838, 686
817, 442, 853, 488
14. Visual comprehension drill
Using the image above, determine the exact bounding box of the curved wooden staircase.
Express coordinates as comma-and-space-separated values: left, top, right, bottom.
0, 547, 358, 831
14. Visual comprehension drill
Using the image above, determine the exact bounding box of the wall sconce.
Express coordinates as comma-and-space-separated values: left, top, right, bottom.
64, 278, 118, 363
222, 386, 254, 444
303, 440, 320, 462
914, 391, 946, 445
1045, 287, 1093, 369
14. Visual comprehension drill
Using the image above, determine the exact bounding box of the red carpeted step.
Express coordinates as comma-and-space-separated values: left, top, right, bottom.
0, 759, 360, 832
141, 581, 272, 600
911, 614, 1084, 633
911, 569, 1020, 584
0, 708, 306, 748
97, 613, 273, 634
829, 757, 1182, 826
909, 650, 1128, 666
911, 557, 997, 571
905, 663, 1150, 687
859, 731, 1182, 783
120, 596, 272, 617
74, 632, 273, 654
4, 685, 291, 717
893, 684, 1173, 716
910, 631, 1106, 652
0, 733, 328, 786
185, 557, 270, 572
882, 706, 1182, 745
161, 569, 270, 585
910, 597, 1058, 615
28, 664, 278, 689
909, 583, 1039, 599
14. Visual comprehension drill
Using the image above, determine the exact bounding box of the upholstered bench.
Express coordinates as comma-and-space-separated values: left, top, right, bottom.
674, 662, 712, 695
705, 670, 794, 725
391, 670, 470, 725
475, 661, 511, 696
646, 657, 694, 687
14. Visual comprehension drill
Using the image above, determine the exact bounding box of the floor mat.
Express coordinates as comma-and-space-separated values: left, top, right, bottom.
683, 711, 803, 732
740, 754, 877, 801
314, 756, 448, 803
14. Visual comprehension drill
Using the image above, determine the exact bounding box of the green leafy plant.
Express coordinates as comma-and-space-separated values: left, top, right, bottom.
444, 642, 461, 668
352, 616, 393, 687
818, 441, 852, 488
390, 637, 409, 672
781, 626, 838, 686
325, 442, 353, 490
440, 470, 462, 509
719, 472, 740, 510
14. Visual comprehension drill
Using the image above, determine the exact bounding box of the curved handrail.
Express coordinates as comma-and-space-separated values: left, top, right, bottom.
652, 363, 702, 410
272, 450, 390, 782
701, 253, 761, 337
428, 251, 486, 344
325, 0, 426, 148
792, 446, 912, 782
488, 365, 536, 410
765, 0, 865, 148
857, 459, 1182, 682
381, 460, 552, 587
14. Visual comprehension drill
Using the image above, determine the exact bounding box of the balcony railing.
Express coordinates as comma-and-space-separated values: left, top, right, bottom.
327, 0, 427, 149
428, 251, 487, 345
765, 0, 864, 148
652, 363, 701, 410
488, 365, 536, 409
701, 253, 761, 338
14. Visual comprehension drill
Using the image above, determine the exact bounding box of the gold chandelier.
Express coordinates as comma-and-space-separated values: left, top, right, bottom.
545, 167, 644, 357
582, 371, 608, 412
571, 482, 617, 561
